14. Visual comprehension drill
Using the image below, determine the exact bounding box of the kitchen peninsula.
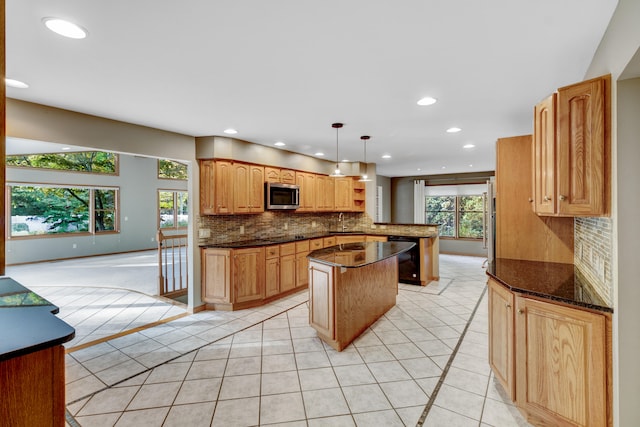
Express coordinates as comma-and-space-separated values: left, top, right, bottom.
307, 241, 415, 351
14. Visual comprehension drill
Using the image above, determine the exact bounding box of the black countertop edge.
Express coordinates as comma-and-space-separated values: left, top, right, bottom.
486, 260, 613, 314
200, 231, 435, 248
307, 241, 416, 268
1, 278, 76, 361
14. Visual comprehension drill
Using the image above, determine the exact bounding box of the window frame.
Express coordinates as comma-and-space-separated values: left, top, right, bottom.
158, 189, 189, 230
157, 159, 188, 181
7, 183, 120, 239
425, 194, 485, 240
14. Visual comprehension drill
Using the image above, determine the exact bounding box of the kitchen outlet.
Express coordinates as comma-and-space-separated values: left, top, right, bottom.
198, 228, 211, 238
240, 226, 245, 234
284, 223, 288, 230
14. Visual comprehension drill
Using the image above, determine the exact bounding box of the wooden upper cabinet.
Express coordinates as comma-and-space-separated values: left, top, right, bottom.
334, 177, 353, 211
200, 160, 216, 215
533, 94, 557, 215
233, 163, 264, 213
556, 75, 610, 216
216, 161, 234, 214
296, 172, 316, 212
316, 175, 335, 211
281, 169, 296, 184
352, 180, 366, 212
532, 75, 610, 217
265, 167, 281, 183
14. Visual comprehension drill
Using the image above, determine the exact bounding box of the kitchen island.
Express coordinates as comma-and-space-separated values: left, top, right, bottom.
0, 277, 75, 426
307, 241, 414, 351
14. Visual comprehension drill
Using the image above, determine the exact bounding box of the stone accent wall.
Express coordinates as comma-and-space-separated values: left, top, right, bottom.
575, 217, 613, 305
198, 211, 372, 244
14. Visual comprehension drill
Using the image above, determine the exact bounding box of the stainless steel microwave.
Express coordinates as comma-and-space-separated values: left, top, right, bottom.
265, 182, 300, 210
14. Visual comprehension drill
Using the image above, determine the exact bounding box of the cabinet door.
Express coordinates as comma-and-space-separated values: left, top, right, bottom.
488, 279, 515, 400
232, 248, 265, 303
296, 172, 316, 212
556, 76, 609, 216
308, 261, 334, 339
280, 254, 296, 292
334, 177, 353, 211
199, 160, 216, 215
233, 163, 250, 213
214, 161, 233, 214
296, 251, 310, 287
533, 94, 557, 215
201, 248, 231, 303
265, 167, 280, 183
265, 257, 280, 298
249, 165, 265, 213
515, 296, 607, 427
315, 175, 335, 211
280, 169, 296, 184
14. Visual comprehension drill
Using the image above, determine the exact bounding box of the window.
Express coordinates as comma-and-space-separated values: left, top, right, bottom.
6, 151, 118, 174
8, 185, 119, 237
159, 190, 188, 229
158, 159, 188, 180
425, 184, 486, 239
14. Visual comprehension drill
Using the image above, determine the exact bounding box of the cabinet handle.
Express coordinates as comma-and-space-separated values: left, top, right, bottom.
505, 303, 511, 308
528, 198, 533, 203
518, 309, 524, 314
559, 195, 566, 201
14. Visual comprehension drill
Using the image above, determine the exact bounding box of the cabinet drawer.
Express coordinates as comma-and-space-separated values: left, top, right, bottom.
280, 243, 296, 256
323, 237, 336, 248
265, 245, 280, 259
309, 238, 323, 251
296, 240, 310, 253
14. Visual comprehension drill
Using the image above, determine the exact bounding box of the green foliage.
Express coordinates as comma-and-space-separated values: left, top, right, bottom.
94, 189, 117, 232
426, 194, 484, 239
158, 159, 188, 180
159, 191, 189, 229
6, 151, 117, 174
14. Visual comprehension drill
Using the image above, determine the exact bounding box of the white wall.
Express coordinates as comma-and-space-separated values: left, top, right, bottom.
6, 153, 187, 264
585, 1, 640, 424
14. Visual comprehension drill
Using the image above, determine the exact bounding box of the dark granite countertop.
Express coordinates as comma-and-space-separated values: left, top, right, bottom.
307, 241, 415, 268
200, 230, 435, 248
0, 277, 76, 361
486, 258, 612, 313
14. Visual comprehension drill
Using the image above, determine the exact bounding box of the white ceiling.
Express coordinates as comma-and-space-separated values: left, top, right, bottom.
5, 0, 618, 177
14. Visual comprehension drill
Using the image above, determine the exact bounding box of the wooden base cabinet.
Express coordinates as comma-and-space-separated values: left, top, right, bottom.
488, 278, 611, 427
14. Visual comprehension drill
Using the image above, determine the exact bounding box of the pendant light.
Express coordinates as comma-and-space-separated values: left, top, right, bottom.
359, 135, 371, 182
329, 123, 345, 177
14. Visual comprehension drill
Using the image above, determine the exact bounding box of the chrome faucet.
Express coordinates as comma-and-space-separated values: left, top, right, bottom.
338, 212, 346, 232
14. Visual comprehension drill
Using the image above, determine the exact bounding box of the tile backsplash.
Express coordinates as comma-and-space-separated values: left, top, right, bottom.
198, 211, 371, 244
575, 217, 613, 306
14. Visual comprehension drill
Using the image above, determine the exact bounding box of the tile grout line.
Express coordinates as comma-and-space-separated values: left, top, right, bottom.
416, 284, 487, 426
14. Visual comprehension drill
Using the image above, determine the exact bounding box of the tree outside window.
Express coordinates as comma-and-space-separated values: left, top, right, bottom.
6, 151, 118, 174
158, 159, 188, 180
9, 185, 119, 237
159, 191, 188, 229
426, 194, 484, 239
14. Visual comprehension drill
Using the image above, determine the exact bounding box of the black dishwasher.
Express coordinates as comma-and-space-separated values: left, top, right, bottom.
388, 236, 421, 285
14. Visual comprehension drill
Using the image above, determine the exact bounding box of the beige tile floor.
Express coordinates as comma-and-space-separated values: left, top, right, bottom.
11, 252, 532, 426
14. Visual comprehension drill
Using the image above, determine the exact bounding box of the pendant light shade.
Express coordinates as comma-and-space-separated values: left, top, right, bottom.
359, 135, 371, 182
329, 123, 345, 177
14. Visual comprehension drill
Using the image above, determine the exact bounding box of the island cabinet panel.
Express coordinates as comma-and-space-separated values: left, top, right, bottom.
232, 247, 265, 303
201, 248, 231, 303
515, 296, 608, 427
308, 262, 334, 339
488, 279, 515, 400
0, 345, 66, 427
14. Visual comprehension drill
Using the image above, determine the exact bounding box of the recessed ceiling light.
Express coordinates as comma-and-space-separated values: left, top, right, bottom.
274, 141, 286, 147
381, 154, 392, 159
43, 18, 87, 39
463, 144, 475, 149
446, 127, 462, 133
417, 97, 437, 106
417, 168, 422, 171
469, 164, 473, 167
61, 147, 71, 151
441, 166, 446, 169
223, 128, 238, 135
315, 152, 324, 156
5, 78, 29, 89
